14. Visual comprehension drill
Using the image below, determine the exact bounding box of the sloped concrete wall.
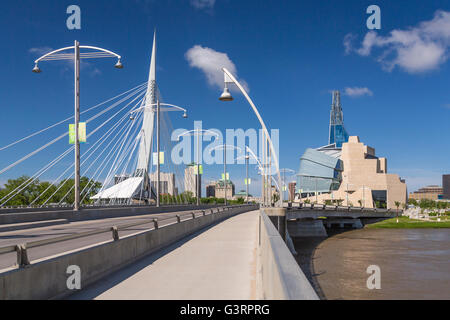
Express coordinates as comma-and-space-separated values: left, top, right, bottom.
259, 209, 319, 300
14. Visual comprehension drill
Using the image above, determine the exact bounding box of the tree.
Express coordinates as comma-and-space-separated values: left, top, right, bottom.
394, 201, 400, 223
0, 176, 101, 206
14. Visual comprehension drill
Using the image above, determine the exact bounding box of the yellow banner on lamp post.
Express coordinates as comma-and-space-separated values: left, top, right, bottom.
69, 123, 86, 144
194, 165, 203, 175
152, 152, 164, 165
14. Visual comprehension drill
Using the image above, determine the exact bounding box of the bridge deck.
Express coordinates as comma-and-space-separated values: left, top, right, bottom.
69, 210, 260, 300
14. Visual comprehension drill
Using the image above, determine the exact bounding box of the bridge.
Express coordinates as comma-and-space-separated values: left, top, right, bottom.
0, 33, 399, 301
0, 203, 397, 300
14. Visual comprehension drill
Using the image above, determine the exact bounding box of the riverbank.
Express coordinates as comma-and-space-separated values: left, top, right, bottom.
366, 216, 450, 229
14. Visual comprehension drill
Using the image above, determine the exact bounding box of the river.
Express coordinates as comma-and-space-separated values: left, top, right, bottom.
293, 228, 450, 300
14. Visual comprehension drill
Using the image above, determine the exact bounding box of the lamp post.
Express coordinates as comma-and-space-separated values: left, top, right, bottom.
246, 151, 249, 204
280, 168, 295, 204
178, 129, 218, 206
219, 68, 282, 207
133, 102, 188, 207
211, 144, 242, 205
33, 41, 123, 211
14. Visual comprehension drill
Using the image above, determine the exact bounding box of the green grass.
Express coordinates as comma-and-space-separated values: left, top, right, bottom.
366, 216, 450, 229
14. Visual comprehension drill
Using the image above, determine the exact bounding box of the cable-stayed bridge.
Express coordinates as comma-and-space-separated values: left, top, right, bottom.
0, 33, 196, 209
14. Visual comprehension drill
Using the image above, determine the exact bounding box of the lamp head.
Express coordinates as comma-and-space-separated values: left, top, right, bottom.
32, 64, 41, 74
219, 87, 233, 102
183, 112, 188, 119
115, 60, 124, 69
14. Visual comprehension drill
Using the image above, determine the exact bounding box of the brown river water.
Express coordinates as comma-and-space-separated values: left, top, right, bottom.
293, 228, 450, 300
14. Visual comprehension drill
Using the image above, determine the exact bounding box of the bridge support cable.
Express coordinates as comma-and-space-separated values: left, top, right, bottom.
56, 109, 144, 206
0, 82, 147, 152
95, 102, 146, 199
0, 90, 146, 207
79, 114, 143, 204
0, 86, 147, 177
0, 147, 75, 206
32, 106, 135, 206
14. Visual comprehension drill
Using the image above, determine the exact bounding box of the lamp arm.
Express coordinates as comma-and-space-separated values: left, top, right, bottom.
34, 46, 75, 63
79, 46, 122, 59
222, 68, 283, 204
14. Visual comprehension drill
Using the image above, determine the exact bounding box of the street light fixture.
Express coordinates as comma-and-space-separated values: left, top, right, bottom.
32, 41, 123, 211
177, 129, 219, 206
132, 102, 188, 207
218, 68, 282, 207
219, 83, 234, 102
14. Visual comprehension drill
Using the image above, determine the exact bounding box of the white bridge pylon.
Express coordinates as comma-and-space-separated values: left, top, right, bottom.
92, 33, 158, 203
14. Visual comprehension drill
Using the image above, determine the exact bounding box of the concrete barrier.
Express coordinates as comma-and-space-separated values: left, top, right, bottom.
259, 209, 319, 300
0, 204, 224, 225
0, 205, 257, 300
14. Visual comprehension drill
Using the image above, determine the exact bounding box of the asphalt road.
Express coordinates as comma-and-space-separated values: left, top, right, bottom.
0, 208, 211, 270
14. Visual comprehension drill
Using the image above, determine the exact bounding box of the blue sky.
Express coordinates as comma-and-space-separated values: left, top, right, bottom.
0, 0, 449, 197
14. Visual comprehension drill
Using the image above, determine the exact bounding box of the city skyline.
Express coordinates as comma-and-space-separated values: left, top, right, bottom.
0, 0, 449, 195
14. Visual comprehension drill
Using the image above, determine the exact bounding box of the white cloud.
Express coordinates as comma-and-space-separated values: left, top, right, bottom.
185, 45, 249, 91
190, 0, 215, 10
344, 87, 373, 97
29, 47, 53, 56
344, 10, 450, 73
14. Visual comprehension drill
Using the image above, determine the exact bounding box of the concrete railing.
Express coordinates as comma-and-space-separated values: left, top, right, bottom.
0, 205, 257, 300
0, 204, 227, 225
259, 209, 319, 300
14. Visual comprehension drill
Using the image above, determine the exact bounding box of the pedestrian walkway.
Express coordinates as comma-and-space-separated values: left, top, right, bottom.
70, 210, 260, 300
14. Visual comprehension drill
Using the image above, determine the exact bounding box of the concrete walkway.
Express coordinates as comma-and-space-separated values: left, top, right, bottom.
70, 210, 260, 300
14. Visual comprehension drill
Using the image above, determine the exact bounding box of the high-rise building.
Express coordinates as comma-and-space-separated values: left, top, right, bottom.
215, 180, 235, 200
149, 172, 176, 195
184, 164, 201, 198
206, 184, 216, 198
329, 91, 349, 148
288, 182, 296, 202
442, 175, 450, 199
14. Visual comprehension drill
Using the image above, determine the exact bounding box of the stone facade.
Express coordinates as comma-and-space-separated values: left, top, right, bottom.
299, 136, 407, 209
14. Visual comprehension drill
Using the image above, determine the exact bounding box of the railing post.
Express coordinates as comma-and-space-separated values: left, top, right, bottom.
15, 244, 30, 267
111, 226, 119, 241
153, 218, 159, 229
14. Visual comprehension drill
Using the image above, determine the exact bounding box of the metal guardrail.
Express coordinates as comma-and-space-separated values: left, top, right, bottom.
0, 205, 254, 267
0, 203, 230, 214
286, 203, 401, 214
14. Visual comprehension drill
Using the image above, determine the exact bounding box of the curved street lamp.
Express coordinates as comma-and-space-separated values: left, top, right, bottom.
177, 129, 219, 206
33, 41, 123, 211
218, 68, 282, 207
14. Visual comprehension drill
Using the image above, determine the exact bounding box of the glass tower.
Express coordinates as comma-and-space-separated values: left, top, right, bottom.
329, 90, 349, 148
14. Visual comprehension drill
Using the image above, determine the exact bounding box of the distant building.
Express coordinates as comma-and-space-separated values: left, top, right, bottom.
329, 91, 349, 148
234, 190, 252, 200
288, 182, 296, 202
409, 185, 443, 201
443, 175, 450, 200
206, 183, 216, 198
149, 172, 176, 196
184, 163, 201, 198
215, 180, 235, 200
297, 136, 407, 209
